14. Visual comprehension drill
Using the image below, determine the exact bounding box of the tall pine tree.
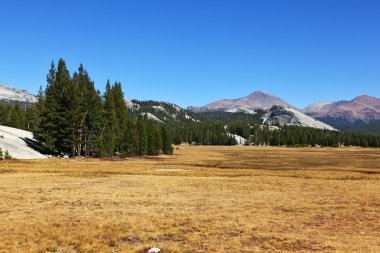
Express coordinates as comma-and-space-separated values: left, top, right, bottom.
102, 80, 118, 156
112, 81, 129, 153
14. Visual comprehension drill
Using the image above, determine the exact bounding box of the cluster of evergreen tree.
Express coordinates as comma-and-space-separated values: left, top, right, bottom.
169, 122, 237, 145
226, 121, 380, 147
0, 102, 38, 130
34, 59, 173, 157
198, 110, 265, 124
324, 119, 380, 136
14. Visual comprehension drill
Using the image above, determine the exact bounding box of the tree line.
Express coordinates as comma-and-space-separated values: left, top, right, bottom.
226, 121, 380, 147
169, 122, 237, 145
0, 102, 38, 130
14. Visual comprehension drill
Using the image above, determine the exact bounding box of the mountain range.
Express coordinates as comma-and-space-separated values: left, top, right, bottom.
302, 95, 380, 123
188, 90, 380, 134
1, 84, 380, 134
187, 91, 337, 130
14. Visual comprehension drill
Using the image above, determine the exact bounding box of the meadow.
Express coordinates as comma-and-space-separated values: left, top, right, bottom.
0, 146, 379, 252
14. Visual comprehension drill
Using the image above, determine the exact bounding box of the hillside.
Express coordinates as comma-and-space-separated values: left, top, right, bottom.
264, 106, 337, 131
126, 99, 203, 124
197, 110, 265, 124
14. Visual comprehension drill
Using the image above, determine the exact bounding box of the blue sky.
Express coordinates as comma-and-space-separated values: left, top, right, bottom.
0, 0, 379, 108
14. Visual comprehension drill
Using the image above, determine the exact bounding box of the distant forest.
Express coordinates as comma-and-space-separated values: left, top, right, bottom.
226, 121, 380, 147
0, 58, 380, 157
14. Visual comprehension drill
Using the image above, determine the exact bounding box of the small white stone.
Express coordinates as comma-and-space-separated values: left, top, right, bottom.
147, 248, 161, 253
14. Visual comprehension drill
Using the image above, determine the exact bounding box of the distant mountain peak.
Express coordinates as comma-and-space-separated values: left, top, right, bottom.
188, 90, 292, 112
248, 90, 267, 95
302, 101, 335, 113
355, 94, 372, 99
351, 94, 380, 104
246, 90, 274, 98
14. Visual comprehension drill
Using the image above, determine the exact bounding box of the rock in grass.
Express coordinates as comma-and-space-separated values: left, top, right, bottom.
147, 248, 161, 253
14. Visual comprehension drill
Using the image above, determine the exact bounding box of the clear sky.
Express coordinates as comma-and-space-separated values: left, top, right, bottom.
0, 0, 379, 108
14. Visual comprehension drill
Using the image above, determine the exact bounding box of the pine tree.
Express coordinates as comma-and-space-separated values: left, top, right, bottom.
10, 104, 26, 129
65, 73, 81, 156
161, 126, 173, 155
154, 127, 163, 155
124, 119, 139, 156
137, 115, 147, 156
37, 60, 64, 152
54, 59, 78, 155
73, 64, 104, 157
36, 59, 81, 156
112, 82, 129, 153
25, 105, 39, 131
146, 120, 161, 155
34, 86, 46, 136
102, 80, 118, 156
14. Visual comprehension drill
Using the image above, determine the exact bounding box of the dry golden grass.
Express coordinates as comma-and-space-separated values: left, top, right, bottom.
0, 145, 379, 252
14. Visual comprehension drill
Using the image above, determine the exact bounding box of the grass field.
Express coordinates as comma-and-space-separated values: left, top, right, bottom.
0, 146, 379, 252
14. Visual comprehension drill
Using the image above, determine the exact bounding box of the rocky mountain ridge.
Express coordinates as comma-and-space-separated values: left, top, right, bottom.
0, 84, 37, 103
303, 95, 380, 124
